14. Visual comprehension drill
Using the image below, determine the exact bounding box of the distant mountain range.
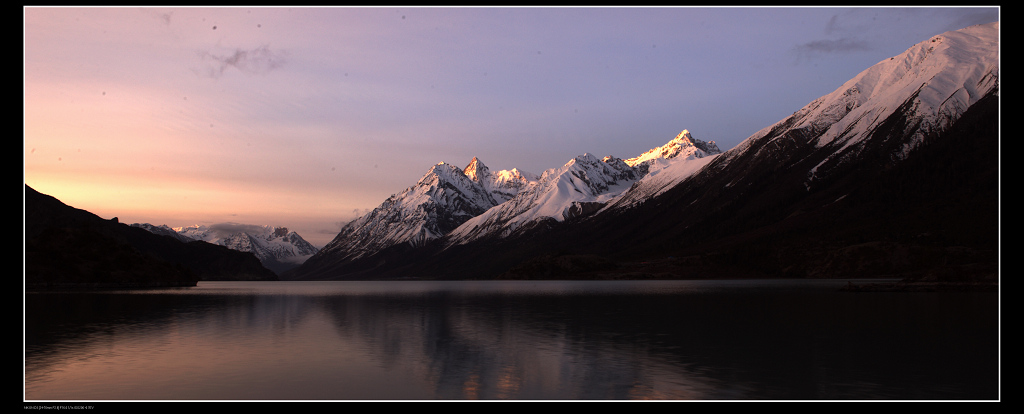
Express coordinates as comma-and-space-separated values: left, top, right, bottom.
131, 223, 318, 274
289, 22, 999, 282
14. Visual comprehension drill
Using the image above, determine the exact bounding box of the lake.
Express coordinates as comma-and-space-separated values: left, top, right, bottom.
24, 279, 999, 401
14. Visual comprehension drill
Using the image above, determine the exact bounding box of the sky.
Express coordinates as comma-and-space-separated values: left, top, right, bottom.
23, 6, 999, 247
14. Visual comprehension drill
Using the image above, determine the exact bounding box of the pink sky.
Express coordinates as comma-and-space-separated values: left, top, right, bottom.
24, 6, 999, 247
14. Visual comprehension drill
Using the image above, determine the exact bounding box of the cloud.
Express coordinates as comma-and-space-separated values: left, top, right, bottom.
208, 222, 268, 238
824, 14, 843, 35
792, 38, 871, 62
796, 38, 871, 54
196, 45, 287, 78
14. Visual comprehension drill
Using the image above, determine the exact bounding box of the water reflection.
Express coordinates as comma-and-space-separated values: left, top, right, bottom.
25, 280, 998, 400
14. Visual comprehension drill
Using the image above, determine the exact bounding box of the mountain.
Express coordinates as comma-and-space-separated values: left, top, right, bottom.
463, 156, 538, 204
446, 130, 721, 245
130, 223, 194, 243
292, 22, 998, 282
132, 223, 319, 275
294, 129, 721, 280
25, 185, 278, 288
506, 21, 999, 282
290, 158, 534, 279
718, 22, 998, 193
624, 129, 722, 169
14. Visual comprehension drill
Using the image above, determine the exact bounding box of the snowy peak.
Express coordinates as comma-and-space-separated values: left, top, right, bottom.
291, 22, 998, 281
556, 153, 639, 188
446, 151, 649, 244
782, 23, 993, 151
170, 224, 318, 258
463, 157, 489, 182
444, 129, 728, 245
309, 157, 536, 266
131, 222, 319, 274
492, 167, 536, 192
463, 157, 535, 203
415, 160, 506, 211
418, 162, 469, 188
129, 223, 193, 242
719, 22, 998, 190
324, 133, 722, 260
625, 130, 722, 167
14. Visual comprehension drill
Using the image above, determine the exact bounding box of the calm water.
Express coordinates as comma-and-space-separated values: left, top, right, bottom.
24, 280, 999, 400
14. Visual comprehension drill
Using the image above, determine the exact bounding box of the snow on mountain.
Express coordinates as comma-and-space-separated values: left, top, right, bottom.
310, 158, 534, 264
601, 154, 720, 213
129, 223, 193, 243
625, 130, 722, 168
132, 222, 318, 273
598, 130, 724, 211
295, 22, 997, 281
173, 224, 318, 263
329, 132, 721, 256
464, 157, 538, 204
446, 131, 722, 245
721, 22, 998, 191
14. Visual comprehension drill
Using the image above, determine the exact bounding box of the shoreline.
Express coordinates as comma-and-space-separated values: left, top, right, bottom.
840, 280, 998, 292
25, 281, 199, 291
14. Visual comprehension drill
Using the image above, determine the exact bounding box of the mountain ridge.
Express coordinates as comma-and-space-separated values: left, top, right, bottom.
290, 21, 998, 281
292, 129, 725, 279
25, 185, 279, 287
445, 132, 722, 246
131, 223, 319, 275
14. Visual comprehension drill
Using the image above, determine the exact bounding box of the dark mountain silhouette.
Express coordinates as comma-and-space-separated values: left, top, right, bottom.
25, 185, 278, 289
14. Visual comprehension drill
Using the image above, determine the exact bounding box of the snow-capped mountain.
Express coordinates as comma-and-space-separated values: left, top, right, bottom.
625, 130, 722, 169
446, 131, 721, 245
297, 158, 534, 277
720, 21, 998, 192
131, 223, 318, 274
570, 21, 999, 279
594, 19, 996, 215
292, 22, 998, 281
294, 128, 721, 280
129, 223, 194, 243
464, 157, 538, 203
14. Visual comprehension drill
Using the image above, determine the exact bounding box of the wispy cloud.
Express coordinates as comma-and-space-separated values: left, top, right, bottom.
794, 38, 871, 56
196, 45, 287, 78
209, 222, 268, 237
793, 9, 874, 64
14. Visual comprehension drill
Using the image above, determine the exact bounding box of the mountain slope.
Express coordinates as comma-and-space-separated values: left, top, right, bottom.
725, 21, 999, 194
133, 223, 319, 275
444, 153, 637, 244
624, 129, 722, 168
599, 130, 723, 212
25, 185, 278, 287
292, 22, 998, 281
446, 130, 721, 245
293, 129, 722, 280
496, 21, 999, 280
292, 158, 533, 279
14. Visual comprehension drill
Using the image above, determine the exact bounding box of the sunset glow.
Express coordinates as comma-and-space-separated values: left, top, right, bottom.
23, 6, 999, 246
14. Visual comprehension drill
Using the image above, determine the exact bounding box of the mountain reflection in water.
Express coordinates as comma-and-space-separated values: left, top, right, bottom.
24, 280, 999, 400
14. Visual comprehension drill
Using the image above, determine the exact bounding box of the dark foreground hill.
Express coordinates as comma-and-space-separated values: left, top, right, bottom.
25, 185, 278, 289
